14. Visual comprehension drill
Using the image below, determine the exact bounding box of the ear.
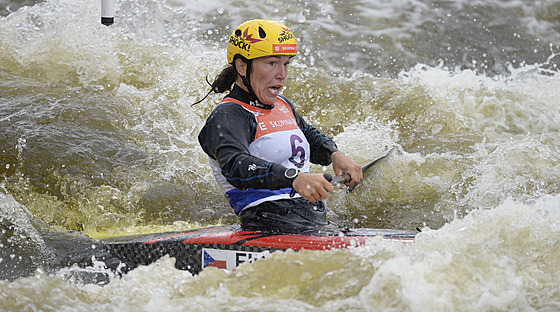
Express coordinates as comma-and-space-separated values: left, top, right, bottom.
235, 58, 247, 77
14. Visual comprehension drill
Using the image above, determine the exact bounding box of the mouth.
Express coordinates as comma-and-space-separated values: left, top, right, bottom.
268, 86, 281, 95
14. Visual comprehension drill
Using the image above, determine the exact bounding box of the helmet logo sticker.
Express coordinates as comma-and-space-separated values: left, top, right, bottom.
273, 44, 297, 54
278, 27, 294, 43
242, 27, 264, 44
229, 27, 263, 53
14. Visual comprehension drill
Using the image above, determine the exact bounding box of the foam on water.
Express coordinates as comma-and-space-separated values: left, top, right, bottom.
2, 195, 558, 311
1, 0, 560, 310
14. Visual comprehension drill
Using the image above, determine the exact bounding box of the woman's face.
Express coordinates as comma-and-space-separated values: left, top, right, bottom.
237, 55, 291, 105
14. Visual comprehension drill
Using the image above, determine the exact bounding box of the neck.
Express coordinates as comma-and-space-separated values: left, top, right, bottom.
230, 84, 274, 109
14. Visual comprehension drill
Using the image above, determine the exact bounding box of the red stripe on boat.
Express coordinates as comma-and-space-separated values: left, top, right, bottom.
181, 231, 370, 250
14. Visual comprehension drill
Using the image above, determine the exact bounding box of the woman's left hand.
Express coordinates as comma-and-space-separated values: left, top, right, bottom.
330, 151, 363, 187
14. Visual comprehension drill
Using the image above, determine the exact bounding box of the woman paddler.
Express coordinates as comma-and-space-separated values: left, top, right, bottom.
197, 19, 363, 232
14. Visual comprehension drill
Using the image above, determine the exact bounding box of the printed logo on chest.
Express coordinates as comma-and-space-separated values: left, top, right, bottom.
245, 100, 298, 139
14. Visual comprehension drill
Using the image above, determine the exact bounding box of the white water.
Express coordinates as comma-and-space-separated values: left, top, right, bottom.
1, 0, 560, 310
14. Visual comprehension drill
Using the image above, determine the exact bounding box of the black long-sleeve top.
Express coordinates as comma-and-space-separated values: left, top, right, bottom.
198, 85, 338, 190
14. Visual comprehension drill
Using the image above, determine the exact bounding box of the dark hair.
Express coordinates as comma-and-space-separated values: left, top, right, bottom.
191, 65, 236, 106
192, 56, 250, 106
212, 65, 238, 93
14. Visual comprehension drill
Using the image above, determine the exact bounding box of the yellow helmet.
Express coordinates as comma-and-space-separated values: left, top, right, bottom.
227, 19, 297, 64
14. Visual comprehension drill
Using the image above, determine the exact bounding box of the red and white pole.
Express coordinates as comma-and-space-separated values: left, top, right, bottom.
101, 0, 114, 26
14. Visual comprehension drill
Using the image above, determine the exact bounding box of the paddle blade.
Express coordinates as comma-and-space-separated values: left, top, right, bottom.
361, 147, 396, 175
348, 147, 397, 192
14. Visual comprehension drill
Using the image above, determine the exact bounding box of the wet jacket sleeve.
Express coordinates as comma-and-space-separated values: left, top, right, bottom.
198, 103, 294, 190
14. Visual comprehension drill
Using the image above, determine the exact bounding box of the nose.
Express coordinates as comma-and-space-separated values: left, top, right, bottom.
276, 64, 287, 80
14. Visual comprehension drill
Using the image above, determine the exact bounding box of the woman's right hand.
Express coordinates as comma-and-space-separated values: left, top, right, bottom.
292, 172, 334, 203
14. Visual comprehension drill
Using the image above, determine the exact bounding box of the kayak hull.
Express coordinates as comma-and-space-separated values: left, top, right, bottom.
103, 225, 417, 275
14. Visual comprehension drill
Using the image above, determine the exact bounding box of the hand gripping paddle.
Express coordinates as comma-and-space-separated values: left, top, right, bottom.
324, 147, 396, 192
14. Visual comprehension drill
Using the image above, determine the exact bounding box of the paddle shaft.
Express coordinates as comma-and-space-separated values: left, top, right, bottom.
290, 147, 396, 196
325, 147, 396, 185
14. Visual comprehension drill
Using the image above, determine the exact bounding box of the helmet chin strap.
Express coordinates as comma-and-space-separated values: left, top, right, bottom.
242, 77, 258, 102
241, 60, 258, 102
